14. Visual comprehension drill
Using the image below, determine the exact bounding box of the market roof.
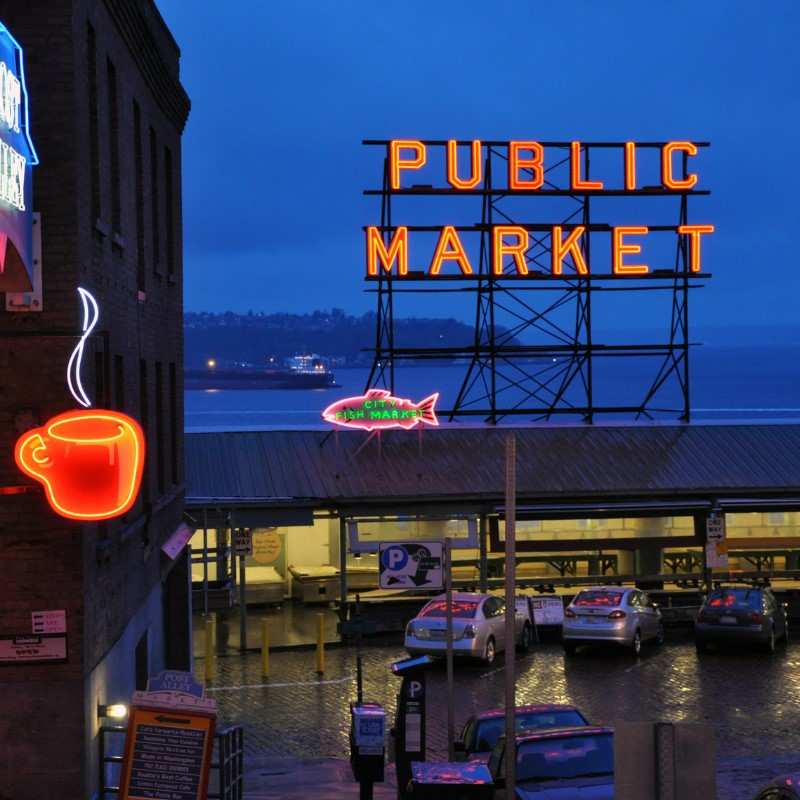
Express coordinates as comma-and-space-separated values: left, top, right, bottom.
184, 423, 800, 511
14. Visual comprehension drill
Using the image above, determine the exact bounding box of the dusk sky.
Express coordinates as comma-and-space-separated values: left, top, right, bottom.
157, 1, 799, 331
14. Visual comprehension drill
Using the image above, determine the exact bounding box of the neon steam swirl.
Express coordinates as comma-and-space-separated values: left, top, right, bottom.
66, 287, 99, 408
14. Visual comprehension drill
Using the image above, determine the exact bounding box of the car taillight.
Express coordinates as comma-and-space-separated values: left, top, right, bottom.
750, 612, 763, 624
608, 610, 626, 620
463, 624, 476, 638
564, 608, 576, 618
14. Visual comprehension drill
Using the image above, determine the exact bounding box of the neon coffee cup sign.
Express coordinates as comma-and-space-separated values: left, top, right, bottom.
15, 288, 145, 521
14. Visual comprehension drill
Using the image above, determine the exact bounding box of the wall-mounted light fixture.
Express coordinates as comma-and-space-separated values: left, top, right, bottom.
97, 702, 128, 722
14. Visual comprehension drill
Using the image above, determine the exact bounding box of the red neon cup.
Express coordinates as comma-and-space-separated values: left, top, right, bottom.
15, 409, 145, 521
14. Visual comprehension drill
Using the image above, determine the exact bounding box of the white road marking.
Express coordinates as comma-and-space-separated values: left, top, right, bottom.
207, 675, 354, 692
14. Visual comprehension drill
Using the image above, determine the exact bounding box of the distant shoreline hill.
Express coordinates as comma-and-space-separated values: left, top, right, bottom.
184, 310, 520, 368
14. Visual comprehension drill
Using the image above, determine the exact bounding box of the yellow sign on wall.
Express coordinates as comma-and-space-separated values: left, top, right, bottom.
252, 528, 282, 564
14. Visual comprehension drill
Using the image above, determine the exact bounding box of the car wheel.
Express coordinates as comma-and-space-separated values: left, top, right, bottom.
695, 639, 707, 655
483, 637, 496, 665
563, 641, 578, 657
765, 627, 776, 654
655, 623, 665, 646
631, 629, 642, 656
517, 623, 532, 653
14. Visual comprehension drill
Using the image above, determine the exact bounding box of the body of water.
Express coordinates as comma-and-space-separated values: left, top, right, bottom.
185, 345, 800, 430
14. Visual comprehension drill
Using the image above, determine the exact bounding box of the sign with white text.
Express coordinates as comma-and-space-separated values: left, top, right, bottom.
31, 609, 66, 634
379, 542, 443, 590
0, 633, 66, 663
0, 21, 37, 292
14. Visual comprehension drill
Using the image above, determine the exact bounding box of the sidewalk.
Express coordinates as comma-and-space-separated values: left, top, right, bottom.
243, 756, 397, 799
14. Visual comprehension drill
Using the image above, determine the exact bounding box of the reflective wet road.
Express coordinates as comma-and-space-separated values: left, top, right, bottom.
201, 633, 800, 798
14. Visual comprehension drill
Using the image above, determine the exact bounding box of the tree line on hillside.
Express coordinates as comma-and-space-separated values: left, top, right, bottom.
184, 310, 516, 367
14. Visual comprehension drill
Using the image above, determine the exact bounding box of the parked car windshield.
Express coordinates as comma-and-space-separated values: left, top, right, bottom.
516, 734, 614, 783
707, 589, 761, 610
475, 711, 587, 752
574, 591, 623, 607
420, 600, 480, 619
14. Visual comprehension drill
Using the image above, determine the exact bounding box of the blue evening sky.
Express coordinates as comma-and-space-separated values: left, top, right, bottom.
157, 0, 799, 332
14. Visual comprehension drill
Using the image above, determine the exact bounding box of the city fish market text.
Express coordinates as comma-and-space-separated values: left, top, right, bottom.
366, 139, 713, 279
322, 389, 439, 431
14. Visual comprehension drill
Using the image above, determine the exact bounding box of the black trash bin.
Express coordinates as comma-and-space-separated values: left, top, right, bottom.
408, 761, 494, 800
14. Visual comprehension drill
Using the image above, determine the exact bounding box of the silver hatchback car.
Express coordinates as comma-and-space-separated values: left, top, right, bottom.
563, 587, 663, 656
405, 592, 532, 664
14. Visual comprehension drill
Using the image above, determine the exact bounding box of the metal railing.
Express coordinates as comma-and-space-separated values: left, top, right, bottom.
99, 723, 244, 800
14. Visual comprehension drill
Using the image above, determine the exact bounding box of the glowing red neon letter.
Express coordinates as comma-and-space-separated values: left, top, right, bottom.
662, 141, 698, 190
551, 226, 588, 275
570, 141, 604, 191
612, 226, 649, 275
492, 226, 529, 275
389, 140, 426, 190
508, 141, 544, 190
678, 224, 714, 272
366, 226, 408, 276
429, 226, 473, 275
447, 140, 482, 190
624, 142, 637, 191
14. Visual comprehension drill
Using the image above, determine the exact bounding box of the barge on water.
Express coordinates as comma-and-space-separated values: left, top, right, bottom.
185, 354, 337, 390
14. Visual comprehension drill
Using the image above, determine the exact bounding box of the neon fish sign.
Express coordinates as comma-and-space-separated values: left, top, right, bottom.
14, 288, 146, 521
322, 389, 439, 431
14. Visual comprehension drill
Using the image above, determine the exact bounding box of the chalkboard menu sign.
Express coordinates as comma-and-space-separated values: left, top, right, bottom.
118, 682, 216, 800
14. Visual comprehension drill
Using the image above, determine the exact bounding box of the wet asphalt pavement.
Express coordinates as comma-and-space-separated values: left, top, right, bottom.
199, 631, 800, 799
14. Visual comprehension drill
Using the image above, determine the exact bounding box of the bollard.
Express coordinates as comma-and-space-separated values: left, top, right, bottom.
204, 615, 215, 681
261, 618, 270, 678
316, 613, 325, 675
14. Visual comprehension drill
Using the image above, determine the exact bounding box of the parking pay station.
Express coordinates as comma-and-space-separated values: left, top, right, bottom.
350, 700, 387, 798
391, 655, 434, 797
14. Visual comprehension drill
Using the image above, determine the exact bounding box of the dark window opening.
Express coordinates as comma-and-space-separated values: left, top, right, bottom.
134, 101, 145, 291
169, 362, 178, 484
164, 146, 175, 278
134, 631, 149, 691
87, 24, 100, 226
155, 361, 165, 494
139, 359, 150, 504
150, 128, 160, 270
107, 59, 121, 234
114, 354, 124, 411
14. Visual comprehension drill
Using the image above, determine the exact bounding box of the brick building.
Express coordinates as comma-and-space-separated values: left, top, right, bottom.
0, 2, 190, 798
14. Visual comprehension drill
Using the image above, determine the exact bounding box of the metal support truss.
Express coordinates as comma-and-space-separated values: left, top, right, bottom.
363, 140, 710, 423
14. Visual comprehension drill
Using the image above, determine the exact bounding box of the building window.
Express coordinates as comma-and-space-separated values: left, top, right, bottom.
169, 361, 178, 484
134, 101, 145, 291
164, 146, 175, 279
155, 361, 165, 494
114, 355, 125, 411
139, 359, 150, 504
107, 58, 121, 235
87, 24, 100, 226
150, 127, 160, 271
135, 631, 149, 691
94, 350, 106, 407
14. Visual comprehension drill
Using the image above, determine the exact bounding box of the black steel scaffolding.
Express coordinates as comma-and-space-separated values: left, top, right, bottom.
363, 139, 711, 423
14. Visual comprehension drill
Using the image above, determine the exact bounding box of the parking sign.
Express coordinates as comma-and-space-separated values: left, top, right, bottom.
378, 542, 444, 590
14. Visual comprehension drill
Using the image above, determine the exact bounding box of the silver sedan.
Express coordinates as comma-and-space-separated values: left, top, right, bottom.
562, 587, 663, 656
405, 592, 532, 664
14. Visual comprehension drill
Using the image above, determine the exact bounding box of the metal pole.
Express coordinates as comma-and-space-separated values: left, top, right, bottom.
239, 550, 247, 651
479, 514, 488, 593
504, 433, 517, 796
202, 508, 209, 617
339, 516, 348, 631
445, 536, 455, 760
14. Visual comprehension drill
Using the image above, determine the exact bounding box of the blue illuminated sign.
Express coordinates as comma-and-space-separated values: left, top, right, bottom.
0, 20, 36, 292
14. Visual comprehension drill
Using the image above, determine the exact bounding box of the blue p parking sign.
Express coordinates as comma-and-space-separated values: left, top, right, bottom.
381, 545, 409, 572
378, 542, 443, 590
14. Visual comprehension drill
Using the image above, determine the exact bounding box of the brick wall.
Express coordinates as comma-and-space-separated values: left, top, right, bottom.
0, 2, 189, 797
